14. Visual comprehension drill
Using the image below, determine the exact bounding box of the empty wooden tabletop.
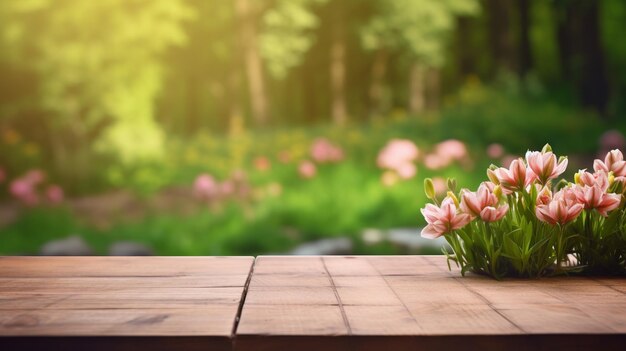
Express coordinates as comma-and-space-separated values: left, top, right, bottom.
235, 256, 626, 351
1, 255, 625, 350
0, 256, 254, 351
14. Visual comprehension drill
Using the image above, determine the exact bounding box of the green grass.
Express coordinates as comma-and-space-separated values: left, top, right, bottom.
0, 84, 608, 255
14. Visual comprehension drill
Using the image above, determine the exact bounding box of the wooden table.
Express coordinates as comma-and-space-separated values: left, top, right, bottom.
0, 256, 254, 351
1, 256, 625, 350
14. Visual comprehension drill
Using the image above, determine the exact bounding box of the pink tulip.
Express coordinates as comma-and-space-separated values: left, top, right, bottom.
460, 183, 508, 222
536, 187, 584, 225
576, 169, 609, 192
420, 197, 472, 239
573, 184, 621, 217
594, 149, 626, 177
493, 158, 535, 192
298, 160, 317, 179
525, 151, 568, 184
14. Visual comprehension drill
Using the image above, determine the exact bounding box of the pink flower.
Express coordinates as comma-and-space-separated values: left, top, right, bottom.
573, 184, 621, 217
435, 139, 467, 161
460, 183, 508, 222
423, 153, 447, 170
536, 187, 584, 225
194, 174, 219, 200
486, 143, 504, 159
311, 138, 344, 163
377, 139, 419, 168
493, 158, 535, 193
381, 171, 399, 187
576, 169, 609, 192
25, 169, 45, 184
46, 185, 64, 204
10, 178, 38, 205
525, 150, 568, 184
593, 149, 626, 177
431, 177, 447, 195
298, 160, 316, 179
254, 156, 271, 172
420, 197, 472, 239
396, 163, 416, 179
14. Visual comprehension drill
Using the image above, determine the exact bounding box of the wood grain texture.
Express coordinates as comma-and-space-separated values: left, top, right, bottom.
235, 255, 626, 351
0, 256, 254, 351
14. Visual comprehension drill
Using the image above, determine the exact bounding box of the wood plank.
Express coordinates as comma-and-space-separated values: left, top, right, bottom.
236, 255, 626, 351
0, 256, 254, 351
0, 256, 253, 277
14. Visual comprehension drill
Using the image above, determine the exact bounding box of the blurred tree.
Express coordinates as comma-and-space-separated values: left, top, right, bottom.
2, 0, 192, 173
235, 0, 269, 126
260, 0, 327, 79
361, 0, 479, 114
554, 0, 610, 115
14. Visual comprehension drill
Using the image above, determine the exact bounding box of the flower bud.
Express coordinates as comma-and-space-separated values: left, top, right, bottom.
574, 171, 582, 186
558, 155, 567, 164
447, 178, 457, 192
447, 191, 460, 208
424, 178, 435, 200
487, 169, 500, 185
493, 185, 503, 200
488, 164, 499, 171
609, 171, 615, 186
541, 143, 552, 153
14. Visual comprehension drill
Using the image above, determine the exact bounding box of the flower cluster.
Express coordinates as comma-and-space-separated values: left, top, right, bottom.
420, 144, 626, 278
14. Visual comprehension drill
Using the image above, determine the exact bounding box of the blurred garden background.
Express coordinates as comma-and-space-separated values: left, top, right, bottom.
0, 0, 625, 256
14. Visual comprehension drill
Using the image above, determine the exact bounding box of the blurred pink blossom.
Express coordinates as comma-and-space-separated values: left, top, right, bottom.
486, 143, 504, 159
435, 139, 467, 162
193, 174, 219, 200
311, 138, 344, 163
396, 163, 417, 179
431, 177, 447, 195
25, 169, 45, 184
278, 151, 291, 164
500, 155, 517, 168
298, 160, 316, 179
424, 153, 447, 170
10, 178, 38, 205
599, 130, 625, 151
381, 171, 399, 187
46, 185, 64, 204
220, 180, 235, 196
254, 156, 271, 172
377, 139, 419, 179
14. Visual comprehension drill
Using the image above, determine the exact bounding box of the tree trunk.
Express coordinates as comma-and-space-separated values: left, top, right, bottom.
330, 11, 347, 125
426, 67, 440, 111
369, 49, 388, 117
234, 0, 268, 126
518, 0, 533, 79
409, 62, 425, 114
455, 16, 475, 79
486, 0, 515, 74
577, 0, 609, 115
